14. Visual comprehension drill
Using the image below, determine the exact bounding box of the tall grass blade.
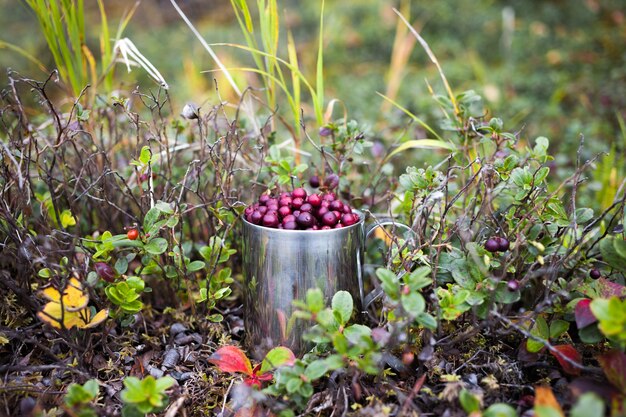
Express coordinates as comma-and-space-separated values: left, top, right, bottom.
315, 0, 325, 125
376, 92, 443, 141
393, 8, 459, 117
383, 139, 456, 163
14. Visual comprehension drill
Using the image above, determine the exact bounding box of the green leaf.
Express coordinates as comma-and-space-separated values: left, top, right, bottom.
534, 406, 564, 417
143, 207, 161, 231
459, 389, 480, 413
331, 291, 353, 325
154, 376, 175, 392
549, 320, 569, 339
574, 208, 594, 224
376, 268, 399, 300
60, 209, 76, 228
600, 237, 626, 271
154, 201, 174, 214
527, 316, 549, 353
306, 288, 325, 313
260, 347, 296, 374
344, 324, 371, 345
483, 403, 518, 417
401, 292, 426, 317
416, 312, 438, 330
570, 393, 604, 417
304, 359, 330, 380
139, 146, 151, 165
615, 238, 626, 260
186, 261, 205, 272
384, 139, 456, 162
145, 238, 168, 255
405, 266, 432, 290
115, 257, 129, 275
590, 298, 611, 322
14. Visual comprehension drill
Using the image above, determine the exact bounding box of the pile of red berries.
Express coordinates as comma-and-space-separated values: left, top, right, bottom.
244, 187, 360, 230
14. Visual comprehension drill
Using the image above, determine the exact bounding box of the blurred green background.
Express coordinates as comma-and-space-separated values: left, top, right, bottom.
1, 0, 625, 159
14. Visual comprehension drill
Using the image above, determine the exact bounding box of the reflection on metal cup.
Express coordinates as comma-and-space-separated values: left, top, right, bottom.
241, 211, 365, 360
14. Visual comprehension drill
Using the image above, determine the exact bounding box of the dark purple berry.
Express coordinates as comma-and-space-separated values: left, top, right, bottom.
95, 262, 115, 283
292, 188, 307, 199
507, 280, 519, 291
484, 238, 500, 253
297, 212, 314, 228
324, 174, 339, 190
292, 210, 301, 218
257, 206, 268, 215
300, 203, 313, 213
497, 237, 510, 252
309, 176, 320, 188
319, 126, 333, 136
590, 269, 601, 279
322, 211, 338, 226
245, 206, 254, 217
317, 207, 329, 218
342, 205, 352, 214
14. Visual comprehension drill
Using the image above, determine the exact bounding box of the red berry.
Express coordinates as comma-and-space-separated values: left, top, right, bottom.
259, 194, 270, 205
322, 211, 338, 226
300, 203, 313, 213
292, 197, 304, 209
321, 225, 332, 230
282, 214, 296, 224
127, 229, 139, 240
329, 200, 344, 212
322, 192, 336, 202
284, 221, 298, 230
278, 206, 291, 217
484, 238, 500, 253
317, 207, 329, 218
262, 213, 279, 228
95, 262, 115, 282
257, 206, 268, 215
590, 269, 601, 279
250, 211, 263, 224
292, 188, 307, 199
341, 213, 359, 226
279, 197, 292, 207
307, 194, 322, 207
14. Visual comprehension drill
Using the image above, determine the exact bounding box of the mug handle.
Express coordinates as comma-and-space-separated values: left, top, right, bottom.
358, 217, 415, 311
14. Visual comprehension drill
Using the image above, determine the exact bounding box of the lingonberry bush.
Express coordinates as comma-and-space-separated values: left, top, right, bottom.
1, 3, 626, 417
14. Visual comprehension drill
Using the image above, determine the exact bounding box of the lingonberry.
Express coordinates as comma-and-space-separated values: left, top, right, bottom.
259, 194, 271, 205
95, 262, 115, 283
300, 203, 313, 213
484, 238, 500, 253
127, 228, 139, 240
292, 197, 304, 209
322, 211, 339, 226
307, 193, 322, 207
590, 268, 601, 279
497, 237, 510, 251
262, 213, 279, 228
283, 221, 298, 230
297, 212, 315, 228
292, 188, 307, 199
250, 211, 263, 224
507, 280, 519, 291
309, 175, 320, 188
324, 174, 339, 190
278, 206, 291, 217
341, 213, 359, 226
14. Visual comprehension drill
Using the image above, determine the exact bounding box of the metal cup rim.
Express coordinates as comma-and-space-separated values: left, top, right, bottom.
241, 209, 365, 233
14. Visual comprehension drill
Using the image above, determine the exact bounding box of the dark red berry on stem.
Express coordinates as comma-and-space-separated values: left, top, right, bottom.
297, 212, 315, 228
127, 229, 139, 240
507, 280, 519, 291
95, 262, 115, 282
309, 176, 320, 188
590, 269, 601, 279
292, 188, 307, 199
484, 238, 500, 253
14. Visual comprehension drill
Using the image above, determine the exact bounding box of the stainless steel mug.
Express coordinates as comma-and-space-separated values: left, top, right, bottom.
241, 211, 409, 359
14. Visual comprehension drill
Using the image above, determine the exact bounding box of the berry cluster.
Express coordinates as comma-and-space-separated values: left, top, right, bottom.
484, 236, 510, 253
244, 187, 360, 230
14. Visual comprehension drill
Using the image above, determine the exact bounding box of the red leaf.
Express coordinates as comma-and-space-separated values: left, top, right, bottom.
574, 299, 597, 329
598, 350, 626, 395
550, 344, 582, 376
209, 346, 253, 376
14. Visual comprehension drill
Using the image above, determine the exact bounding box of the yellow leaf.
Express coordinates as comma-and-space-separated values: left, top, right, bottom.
37, 302, 85, 329
40, 277, 88, 310
83, 309, 109, 329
